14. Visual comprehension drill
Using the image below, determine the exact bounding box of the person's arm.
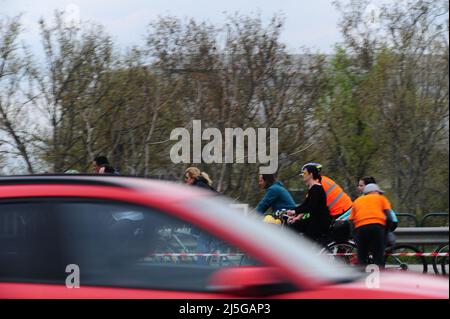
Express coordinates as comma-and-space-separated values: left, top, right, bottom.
382, 197, 397, 231
382, 196, 393, 219
256, 187, 278, 215
389, 210, 398, 223
337, 209, 351, 221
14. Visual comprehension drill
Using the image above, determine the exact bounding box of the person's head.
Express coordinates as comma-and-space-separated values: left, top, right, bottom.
301, 165, 322, 185
358, 176, 377, 194
302, 162, 322, 173
258, 174, 277, 189
363, 183, 384, 195
93, 156, 109, 173
184, 167, 213, 186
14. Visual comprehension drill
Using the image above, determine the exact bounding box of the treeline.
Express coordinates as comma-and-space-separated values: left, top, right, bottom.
0, 0, 448, 216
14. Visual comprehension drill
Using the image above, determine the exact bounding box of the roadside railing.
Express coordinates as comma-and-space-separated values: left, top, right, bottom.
394, 227, 449, 245
396, 213, 420, 227
420, 212, 449, 227
396, 212, 449, 228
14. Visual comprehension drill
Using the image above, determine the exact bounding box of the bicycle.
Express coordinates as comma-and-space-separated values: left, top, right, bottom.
264, 212, 428, 273
325, 239, 428, 273
264, 211, 358, 264
262, 209, 291, 228
384, 243, 428, 273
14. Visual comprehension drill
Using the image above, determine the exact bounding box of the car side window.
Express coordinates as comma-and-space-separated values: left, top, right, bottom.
0, 199, 258, 292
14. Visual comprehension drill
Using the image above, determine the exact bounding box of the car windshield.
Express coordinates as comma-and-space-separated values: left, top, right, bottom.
185, 196, 362, 284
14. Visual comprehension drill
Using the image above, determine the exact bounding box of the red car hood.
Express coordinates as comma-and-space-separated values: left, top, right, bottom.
295, 271, 449, 299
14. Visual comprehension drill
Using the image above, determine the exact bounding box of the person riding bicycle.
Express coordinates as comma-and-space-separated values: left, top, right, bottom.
256, 173, 297, 216
184, 167, 218, 264
93, 156, 120, 175
184, 167, 217, 192
286, 165, 331, 243
356, 176, 398, 246
350, 183, 395, 268
302, 163, 353, 222
338, 177, 398, 232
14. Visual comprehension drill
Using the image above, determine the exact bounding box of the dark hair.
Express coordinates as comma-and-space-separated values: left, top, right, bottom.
261, 174, 277, 188
360, 176, 376, 186
303, 165, 322, 182
94, 156, 109, 166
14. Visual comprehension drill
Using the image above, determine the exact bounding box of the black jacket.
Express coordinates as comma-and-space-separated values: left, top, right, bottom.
293, 184, 331, 239
192, 176, 217, 192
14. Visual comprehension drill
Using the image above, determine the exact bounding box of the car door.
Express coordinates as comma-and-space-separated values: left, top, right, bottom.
0, 197, 292, 298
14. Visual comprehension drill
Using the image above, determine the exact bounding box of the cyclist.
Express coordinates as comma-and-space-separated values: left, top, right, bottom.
357, 177, 398, 243
93, 156, 119, 175
350, 183, 394, 267
184, 167, 217, 264
357, 176, 376, 195
302, 163, 353, 222
286, 165, 331, 243
256, 173, 297, 216
339, 176, 398, 225
184, 167, 217, 192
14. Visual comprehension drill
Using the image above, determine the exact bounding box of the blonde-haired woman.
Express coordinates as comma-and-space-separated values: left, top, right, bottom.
184, 167, 215, 191
184, 167, 217, 264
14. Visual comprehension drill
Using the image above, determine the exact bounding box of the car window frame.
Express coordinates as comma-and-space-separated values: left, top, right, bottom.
0, 196, 273, 293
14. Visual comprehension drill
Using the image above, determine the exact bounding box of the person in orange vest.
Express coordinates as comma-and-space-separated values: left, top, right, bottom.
301, 163, 353, 221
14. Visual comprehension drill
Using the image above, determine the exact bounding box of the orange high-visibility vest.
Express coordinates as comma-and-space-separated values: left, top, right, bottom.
321, 176, 353, 217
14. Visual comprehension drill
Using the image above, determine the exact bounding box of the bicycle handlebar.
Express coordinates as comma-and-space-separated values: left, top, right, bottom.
273, 209, 292, 220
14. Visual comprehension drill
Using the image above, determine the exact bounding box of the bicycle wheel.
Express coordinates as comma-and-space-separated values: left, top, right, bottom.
385, 245, 427, 273
322, 241, 358, 265
441, 255, 448, 275
432, 243, 448, 276
439, 244, 449, 275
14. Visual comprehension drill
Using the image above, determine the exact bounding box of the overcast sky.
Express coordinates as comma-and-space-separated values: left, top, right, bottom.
0, 0, 352, 54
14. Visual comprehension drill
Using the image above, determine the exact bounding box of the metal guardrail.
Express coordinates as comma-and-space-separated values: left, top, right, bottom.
396, 213, 419, 227
420, 212, 449, 227
394, 227, 449, 245
395, 212, 449, 228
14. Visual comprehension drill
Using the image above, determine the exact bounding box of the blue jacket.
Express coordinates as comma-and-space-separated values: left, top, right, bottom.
256, 181, 297, 215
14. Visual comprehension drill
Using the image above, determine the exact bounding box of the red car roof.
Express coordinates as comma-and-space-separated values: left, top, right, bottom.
0, 175, 213, 203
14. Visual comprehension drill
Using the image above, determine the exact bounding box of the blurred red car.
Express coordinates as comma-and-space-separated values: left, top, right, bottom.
0, 175, 448, 299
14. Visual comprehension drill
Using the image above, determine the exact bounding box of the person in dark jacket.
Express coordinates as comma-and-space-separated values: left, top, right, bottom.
184, 167, 216, 192
184, 167, 217, 264
287, 165, 331, 242
256, 174, 297, 215
93, 156, 119, 175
